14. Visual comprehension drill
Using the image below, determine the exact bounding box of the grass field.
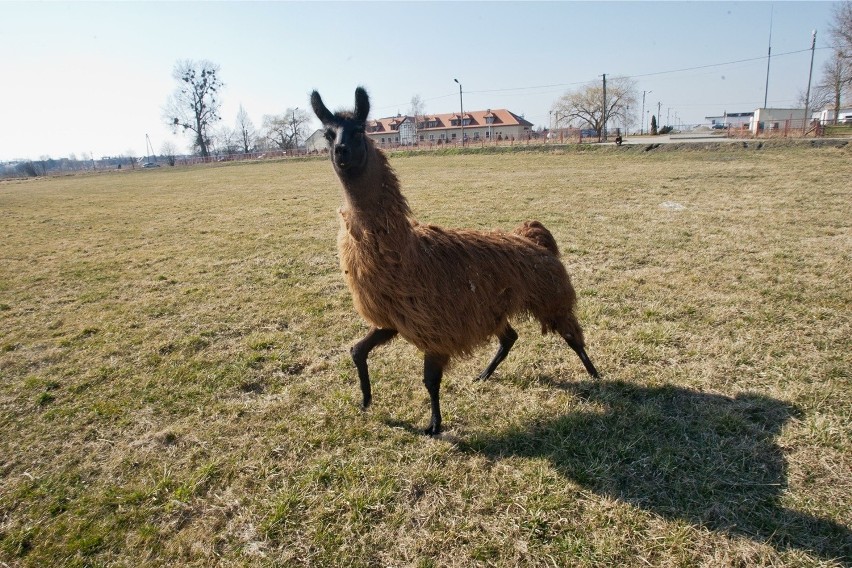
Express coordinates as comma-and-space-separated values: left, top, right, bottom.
1, 144, 850, 566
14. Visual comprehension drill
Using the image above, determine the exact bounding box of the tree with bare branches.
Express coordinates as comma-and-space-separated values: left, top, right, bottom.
262, 108, 311, 150
800, 51, 848, 121
235, 104, 257, 154
409, 94, 426, 143
829, 0, 852, 57
160, 141, 178, 166
164, 60, 223, 158
551, 77, 638, 140
826, 1, 852, 123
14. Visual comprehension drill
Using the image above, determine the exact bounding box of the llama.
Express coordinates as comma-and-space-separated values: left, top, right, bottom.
311, 87, 599, 435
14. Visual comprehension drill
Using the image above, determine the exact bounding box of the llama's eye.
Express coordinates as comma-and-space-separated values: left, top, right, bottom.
324, 129, 336, 142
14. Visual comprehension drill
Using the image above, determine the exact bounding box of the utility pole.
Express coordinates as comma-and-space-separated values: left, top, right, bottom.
657, 102, 662, 131
601, 73, 607, 142
454, 79, 464, 147
803, 29, 817, 134
764, 4, 773, 108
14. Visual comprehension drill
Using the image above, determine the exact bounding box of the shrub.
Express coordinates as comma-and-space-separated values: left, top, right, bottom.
16, 162, 40, 177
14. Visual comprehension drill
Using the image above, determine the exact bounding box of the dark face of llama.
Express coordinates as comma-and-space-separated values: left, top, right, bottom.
311, 87, 371, 177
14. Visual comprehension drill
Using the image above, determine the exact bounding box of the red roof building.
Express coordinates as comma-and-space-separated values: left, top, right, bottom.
366, 109, 533, 146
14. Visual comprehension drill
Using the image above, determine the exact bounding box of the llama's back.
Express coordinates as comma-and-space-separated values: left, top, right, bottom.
345, 222, 577, 357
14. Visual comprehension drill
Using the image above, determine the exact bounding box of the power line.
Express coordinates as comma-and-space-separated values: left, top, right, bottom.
373, 45, 832, 114
626, 46, 828, 80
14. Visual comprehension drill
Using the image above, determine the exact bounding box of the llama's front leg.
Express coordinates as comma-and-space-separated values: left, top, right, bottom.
477, 325, 518, 381
351, 327, 397, 408
423, 353, 449, 435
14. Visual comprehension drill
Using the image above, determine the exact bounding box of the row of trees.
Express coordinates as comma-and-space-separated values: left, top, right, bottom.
164, 60, 312, 159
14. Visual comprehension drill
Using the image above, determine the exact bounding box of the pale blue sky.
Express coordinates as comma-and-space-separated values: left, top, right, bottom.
0, 1, 838, 160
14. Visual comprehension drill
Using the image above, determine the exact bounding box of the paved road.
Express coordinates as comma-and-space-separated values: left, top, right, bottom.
616, 133, 738, 145
605, 134, 848, 147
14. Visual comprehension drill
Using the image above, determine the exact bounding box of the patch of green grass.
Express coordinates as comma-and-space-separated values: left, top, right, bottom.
1, 146, 850, 566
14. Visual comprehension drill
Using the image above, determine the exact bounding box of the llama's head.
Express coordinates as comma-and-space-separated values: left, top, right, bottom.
311, 87, 371, 177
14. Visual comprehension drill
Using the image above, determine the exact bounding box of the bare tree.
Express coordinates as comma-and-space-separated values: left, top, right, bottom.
164, 60, 223, 158
826, 2, 852, 123
235, 104, 257, 154
215, 126, 241, 156
799, 51, 846, 118
829, 0, 852, 57
262, 108, 311, 150
409, 94, 426, 142
124, 149, 137, 169
552, 77, 638, 139
160, 141, 178, 166
796, 82, 833, 115
824, 50, 851, 123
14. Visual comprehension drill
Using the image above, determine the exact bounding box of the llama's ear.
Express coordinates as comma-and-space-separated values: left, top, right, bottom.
354, 87, 370, 123
311, 91, 335, 125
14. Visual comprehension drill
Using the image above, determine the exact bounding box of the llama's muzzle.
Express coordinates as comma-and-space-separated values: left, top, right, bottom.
334, 144, 351, 168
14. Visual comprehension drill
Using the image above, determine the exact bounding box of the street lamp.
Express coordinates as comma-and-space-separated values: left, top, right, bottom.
454, 78, 464, 147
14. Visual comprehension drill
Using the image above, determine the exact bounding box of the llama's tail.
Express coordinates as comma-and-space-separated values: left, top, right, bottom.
513, 220, 560, 256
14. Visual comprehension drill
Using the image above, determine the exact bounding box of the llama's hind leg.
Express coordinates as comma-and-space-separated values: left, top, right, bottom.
564, 335, 599, 378
559, 316, 600, 378
351, 327, 398, 408
423, 353, 449, 435
476, 325, 518, 381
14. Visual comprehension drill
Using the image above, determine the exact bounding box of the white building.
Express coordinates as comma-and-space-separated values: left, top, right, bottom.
704, 112, 753, 128
816, 107, 852, 125
749, 108, 807, 135
304, 129, 328, 153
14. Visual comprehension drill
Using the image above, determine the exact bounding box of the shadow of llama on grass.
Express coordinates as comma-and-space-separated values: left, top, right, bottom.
461, 379, 851, 564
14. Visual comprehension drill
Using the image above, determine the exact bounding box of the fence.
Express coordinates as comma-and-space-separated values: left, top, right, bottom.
172, 148, 314, 167
723, 118, 825, 139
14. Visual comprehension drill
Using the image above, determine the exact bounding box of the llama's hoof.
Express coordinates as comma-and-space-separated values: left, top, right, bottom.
424, 423, 441, 436
361, 395, 372, 410
475, 369, 494, 381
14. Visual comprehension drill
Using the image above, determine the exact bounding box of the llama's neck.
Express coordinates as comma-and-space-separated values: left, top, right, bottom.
339, 144, 413, 236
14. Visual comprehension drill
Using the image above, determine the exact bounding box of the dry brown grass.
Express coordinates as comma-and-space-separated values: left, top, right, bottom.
1, 144, 850, 566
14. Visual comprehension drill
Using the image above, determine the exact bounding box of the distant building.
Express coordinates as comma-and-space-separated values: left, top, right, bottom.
816, 107, 852, 125
365, 115, 418, 145
365, 109, 533, 146
704, 112, 753, 128
304, 129, 328, 153
749, 108, 807, 135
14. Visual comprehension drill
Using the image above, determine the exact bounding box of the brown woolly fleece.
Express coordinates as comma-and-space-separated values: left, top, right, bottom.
336, 143, 586, 359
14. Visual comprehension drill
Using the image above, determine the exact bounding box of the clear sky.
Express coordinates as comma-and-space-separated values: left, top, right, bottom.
0, 1, 838, 161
